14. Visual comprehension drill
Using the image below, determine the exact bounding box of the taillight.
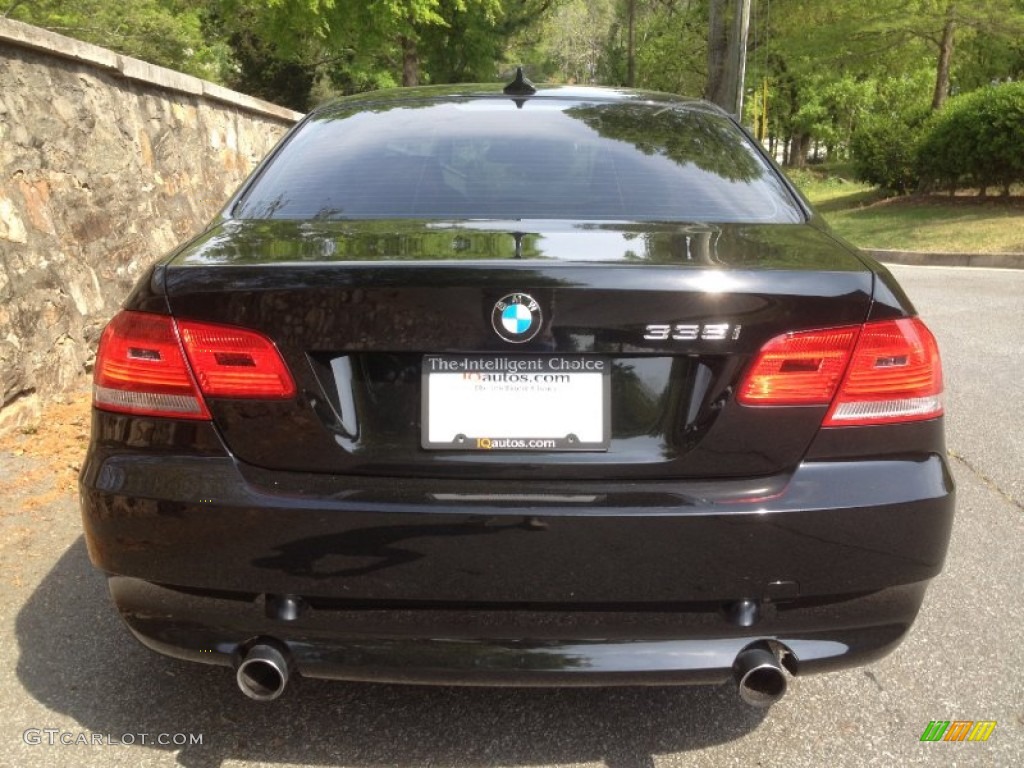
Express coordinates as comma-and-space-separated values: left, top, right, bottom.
824, 317, 943, 426
177, 320, 296, 399
739, 317, 943, 426
738, 327, 859, 405
94, 312, 210, 419
93, 311, 295, 419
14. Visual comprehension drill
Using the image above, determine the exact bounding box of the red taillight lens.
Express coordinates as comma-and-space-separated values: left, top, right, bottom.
824, 317, 943, 426
93, 311, 210, 419
738, 317, 944, 426
93, 311, 296, 419
738, 327, 859, 405
177, 320, 296, 399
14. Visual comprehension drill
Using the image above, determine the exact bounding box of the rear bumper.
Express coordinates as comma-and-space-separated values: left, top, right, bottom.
80, 430, 954, 684
110, 576, 927, 685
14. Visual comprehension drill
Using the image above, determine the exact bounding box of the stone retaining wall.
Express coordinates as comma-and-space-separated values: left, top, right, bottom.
0, 19, 301, 428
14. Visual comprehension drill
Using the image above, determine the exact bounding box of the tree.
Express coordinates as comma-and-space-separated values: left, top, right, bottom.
536, 0, 617, 84
549, 1, 707, 96
7, 0, 557, 109
955, 25, 1024, 91
769, 1, 1024, 110
917, 81, 1024, 195
5, 0, 232, 81
850, 73, 935, 193
930, 2, 956, 109
706, 0, 750, 114
629, 1, 707, 96
419, 0, 556, 84
625, 0, 637, 86
898, 1, 1024, 110
208, 0, 546, 108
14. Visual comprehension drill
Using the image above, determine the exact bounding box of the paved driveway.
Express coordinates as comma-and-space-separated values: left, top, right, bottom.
0, 264, 1020, 767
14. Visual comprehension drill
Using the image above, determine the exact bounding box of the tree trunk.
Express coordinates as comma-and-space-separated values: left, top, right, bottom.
800, 134, 812, 166
626, 0, 636, 87
732, 0, 751, 117
401, 36, 419, 87
706, 0, 751, 115
931, 5, 956, 110
789, 134, 811, 168
706, 0, 731, 108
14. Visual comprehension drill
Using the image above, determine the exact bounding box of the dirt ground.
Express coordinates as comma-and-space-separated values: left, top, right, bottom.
0, 388, 91, 528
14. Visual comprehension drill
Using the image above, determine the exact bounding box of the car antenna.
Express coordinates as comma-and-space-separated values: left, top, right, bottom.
503, 66, 536, 108
512, 232, 524, 259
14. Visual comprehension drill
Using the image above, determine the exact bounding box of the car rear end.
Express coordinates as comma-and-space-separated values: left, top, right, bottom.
79, 86, 954, 704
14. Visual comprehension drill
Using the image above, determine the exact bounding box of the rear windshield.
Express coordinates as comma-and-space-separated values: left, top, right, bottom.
234, 98, 803, 223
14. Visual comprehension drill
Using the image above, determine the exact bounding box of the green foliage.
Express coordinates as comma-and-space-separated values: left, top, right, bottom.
6, 0, 232, 81
7, 0, 542, 109
524, 0, 708, 95
214, 0, 536, 108
10, 0, 1024, 156
530, 0, 616, 84
627, 2, 708, 96
420, 0, 548, 84
781, 75, 876, 158
916, 81, 1024, 194
847, 73, 934, 193
954, 28, 1024, 92
850, 107, 931, 194
744, 0, 1024, 166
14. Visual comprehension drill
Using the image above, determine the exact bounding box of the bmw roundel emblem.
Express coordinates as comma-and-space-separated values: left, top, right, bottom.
491, 293, 542, 343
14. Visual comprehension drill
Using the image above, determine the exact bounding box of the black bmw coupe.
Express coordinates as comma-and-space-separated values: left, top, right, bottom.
79, 76, 954, 705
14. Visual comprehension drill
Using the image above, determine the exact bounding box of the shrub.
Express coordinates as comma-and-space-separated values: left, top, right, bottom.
850, 107, 931, 194
916, 82, 1024, 195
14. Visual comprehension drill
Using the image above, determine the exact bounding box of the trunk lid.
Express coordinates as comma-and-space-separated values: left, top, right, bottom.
164, 219, 873, 480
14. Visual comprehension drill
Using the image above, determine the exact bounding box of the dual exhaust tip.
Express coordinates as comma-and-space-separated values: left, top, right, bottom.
733, 644, 791, 707
236, 642, 291, 701
234, 639, 792, 705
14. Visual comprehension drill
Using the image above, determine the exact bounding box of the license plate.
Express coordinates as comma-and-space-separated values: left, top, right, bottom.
422, 355, 610, 451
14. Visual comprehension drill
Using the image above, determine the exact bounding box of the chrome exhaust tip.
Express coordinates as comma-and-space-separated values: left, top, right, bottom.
733, 645, 788, 707
236, 642, 291, 701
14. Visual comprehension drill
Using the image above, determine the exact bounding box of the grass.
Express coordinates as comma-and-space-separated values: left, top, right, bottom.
788, 165, 1024, 254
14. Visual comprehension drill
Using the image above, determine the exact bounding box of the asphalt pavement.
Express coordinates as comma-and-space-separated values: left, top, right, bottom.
0, 264, 1020, 768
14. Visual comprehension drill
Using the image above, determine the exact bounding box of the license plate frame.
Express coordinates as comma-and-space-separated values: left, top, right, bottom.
421, 354, 610, 451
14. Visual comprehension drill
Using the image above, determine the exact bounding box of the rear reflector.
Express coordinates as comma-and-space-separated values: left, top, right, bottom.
739, 317, 943, 426
93, 311, 295, 420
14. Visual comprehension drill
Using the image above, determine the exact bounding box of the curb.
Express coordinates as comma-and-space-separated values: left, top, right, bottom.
868, 250, 1024, 270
